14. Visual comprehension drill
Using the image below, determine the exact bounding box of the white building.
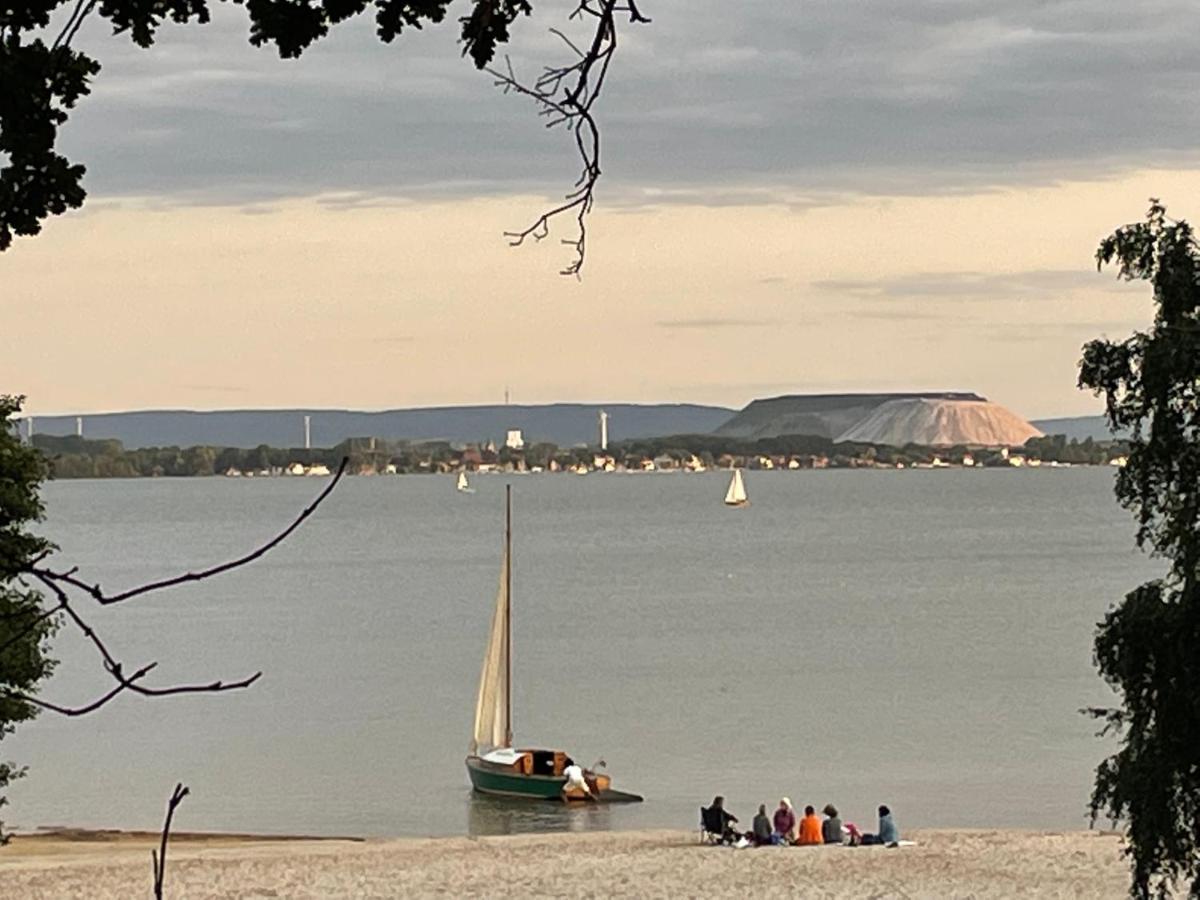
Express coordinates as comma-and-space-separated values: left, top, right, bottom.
505, 429, 525, 450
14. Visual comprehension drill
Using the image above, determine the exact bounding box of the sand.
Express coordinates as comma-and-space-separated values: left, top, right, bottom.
0, 827, 1131, 898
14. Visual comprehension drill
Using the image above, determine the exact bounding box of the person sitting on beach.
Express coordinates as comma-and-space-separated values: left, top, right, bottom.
772, 798, 796, 843
797, 805, 823, 845
752, 804, 774, 846
708, 796, 740, 844
861, 805, 899, 845
821, 804, 844, 844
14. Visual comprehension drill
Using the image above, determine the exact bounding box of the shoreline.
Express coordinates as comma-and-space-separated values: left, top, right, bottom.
1, 826, 1133, 898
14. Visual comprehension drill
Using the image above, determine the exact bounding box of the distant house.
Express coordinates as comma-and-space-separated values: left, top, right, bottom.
505, 429, 525, 450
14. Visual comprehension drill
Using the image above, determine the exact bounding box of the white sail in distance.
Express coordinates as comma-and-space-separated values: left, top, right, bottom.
725, 468, 748, 505
470, 547, 510, 753
457, 471, 470, 491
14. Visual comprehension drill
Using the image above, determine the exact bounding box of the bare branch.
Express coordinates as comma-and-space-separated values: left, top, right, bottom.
3, 661, 157, 717
32, 457, 349, 605
52, 0, 99, 53
152, 783, 190, 900
488, 0, 648, 277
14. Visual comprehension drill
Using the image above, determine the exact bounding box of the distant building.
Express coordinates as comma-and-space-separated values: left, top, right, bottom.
505, 429, 525, 450
598, 410, 609, 450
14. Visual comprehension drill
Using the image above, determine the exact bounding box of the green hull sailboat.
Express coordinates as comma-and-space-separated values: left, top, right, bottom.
464, 487, 641, 804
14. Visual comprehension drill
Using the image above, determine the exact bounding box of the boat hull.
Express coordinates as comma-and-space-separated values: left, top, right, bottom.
465, 756, 568, 799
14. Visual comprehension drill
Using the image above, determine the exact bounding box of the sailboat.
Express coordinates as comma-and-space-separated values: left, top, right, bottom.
724, 468, 749, 507
457, 471, 474, 493
464, 486, 641, 803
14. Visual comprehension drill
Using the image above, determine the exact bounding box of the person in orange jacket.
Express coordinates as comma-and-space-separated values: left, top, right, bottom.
797, 805, 824, 845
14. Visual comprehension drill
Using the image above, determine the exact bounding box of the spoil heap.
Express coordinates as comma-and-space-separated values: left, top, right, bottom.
835, 398, 1043, 447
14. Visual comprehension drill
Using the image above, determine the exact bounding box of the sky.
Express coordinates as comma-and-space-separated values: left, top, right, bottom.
6, 0, 1200, 419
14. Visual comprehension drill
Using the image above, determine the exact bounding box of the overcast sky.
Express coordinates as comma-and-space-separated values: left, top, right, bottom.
8, 0, 1199, 418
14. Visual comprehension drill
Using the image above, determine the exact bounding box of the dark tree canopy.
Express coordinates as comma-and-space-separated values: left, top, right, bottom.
0, 395, 57, 842
0, 0, 532, 250
1079, 201, 1200, 899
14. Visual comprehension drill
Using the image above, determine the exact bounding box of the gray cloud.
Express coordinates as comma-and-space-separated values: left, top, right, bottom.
814, 268, 1143, 299
53, 0, 1200, 204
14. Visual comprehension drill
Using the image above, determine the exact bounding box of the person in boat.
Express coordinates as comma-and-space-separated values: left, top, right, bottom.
562, 758, 594, 801
773, 797, 796, 844
821, 804, 844, 844
797, 805, 823, 845
707, 796, 740, 844
752, 804, 774, 846
861, 805, 899, 845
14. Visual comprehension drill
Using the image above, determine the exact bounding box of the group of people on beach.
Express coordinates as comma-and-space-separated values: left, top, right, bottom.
705, 796, 900, 848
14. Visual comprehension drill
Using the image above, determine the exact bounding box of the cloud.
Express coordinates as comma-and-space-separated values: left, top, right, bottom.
655, 317, 779, 329
814, 269, 1142, 300
50, 0, 1200, 205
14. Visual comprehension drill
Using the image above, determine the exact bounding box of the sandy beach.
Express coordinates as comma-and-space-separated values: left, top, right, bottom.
0, 827, 1130, 898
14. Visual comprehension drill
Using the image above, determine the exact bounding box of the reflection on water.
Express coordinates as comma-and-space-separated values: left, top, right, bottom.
467, 793, 615, 836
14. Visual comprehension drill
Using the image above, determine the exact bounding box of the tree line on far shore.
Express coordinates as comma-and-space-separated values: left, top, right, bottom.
26, 430, 1128, 479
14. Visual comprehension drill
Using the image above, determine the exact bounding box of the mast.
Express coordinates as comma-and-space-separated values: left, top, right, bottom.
504, 484, 513, 747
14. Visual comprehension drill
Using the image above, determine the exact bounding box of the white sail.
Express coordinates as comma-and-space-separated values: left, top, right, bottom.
724, 468, 747, 505
457, 471, 469, 491
470, 547, 510, 753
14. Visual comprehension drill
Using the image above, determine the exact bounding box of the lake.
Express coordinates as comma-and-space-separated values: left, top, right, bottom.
5, 469, 1159, 838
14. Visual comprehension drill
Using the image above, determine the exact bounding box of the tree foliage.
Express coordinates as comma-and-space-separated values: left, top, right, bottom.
1079, 201, 1200, 899
0, 395, 57, 843
0, 0, 531, 249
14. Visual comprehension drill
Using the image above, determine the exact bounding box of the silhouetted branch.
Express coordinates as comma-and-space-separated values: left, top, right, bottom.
52, 0, 99, 53
152, 783, 189, 900
4, 459, 345, 717
32, 457, 348, 604
488, 0, 649, 277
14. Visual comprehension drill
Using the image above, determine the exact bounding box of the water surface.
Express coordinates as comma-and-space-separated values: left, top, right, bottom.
6, 469, 1158, 837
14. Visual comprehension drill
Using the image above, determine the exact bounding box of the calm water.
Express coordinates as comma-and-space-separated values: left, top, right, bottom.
6, 469, 1160, 837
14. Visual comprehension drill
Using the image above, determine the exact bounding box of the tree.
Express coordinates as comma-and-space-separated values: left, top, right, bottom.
1079, 200, 1200, 899
0, 395, 56, 843
1, 0, 649, 273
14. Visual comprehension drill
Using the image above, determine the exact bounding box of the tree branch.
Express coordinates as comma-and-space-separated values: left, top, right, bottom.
5, 461, 345, 718
152, 783, 189, 900
488, 0, 648, 277
32, 456, 348, 604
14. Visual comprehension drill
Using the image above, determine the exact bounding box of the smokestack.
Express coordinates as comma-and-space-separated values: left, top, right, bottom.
598, 409, 609, 451
304, 415, 311, 450
76, 416, 83, 437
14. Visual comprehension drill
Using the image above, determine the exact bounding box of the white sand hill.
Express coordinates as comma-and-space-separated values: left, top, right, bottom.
837, 398, 1044, 447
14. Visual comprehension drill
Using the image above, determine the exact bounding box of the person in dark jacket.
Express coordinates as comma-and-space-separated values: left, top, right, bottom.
705, 795, 740, 844
821, 804, 844, 844
752, 804, 774, 845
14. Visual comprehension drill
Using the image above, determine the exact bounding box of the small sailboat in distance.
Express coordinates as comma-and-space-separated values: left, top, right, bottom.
724, 468, 749, 508
464, 486, 641, 803
457, 471, 475, 494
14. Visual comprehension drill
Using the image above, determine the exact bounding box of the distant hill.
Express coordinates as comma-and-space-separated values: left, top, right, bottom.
22, 404, 736, 450
1030, 415, 1123, 441
716, 392, 986, 440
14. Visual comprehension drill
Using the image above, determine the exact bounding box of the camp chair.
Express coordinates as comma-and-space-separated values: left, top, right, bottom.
699, 806, 725, 844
